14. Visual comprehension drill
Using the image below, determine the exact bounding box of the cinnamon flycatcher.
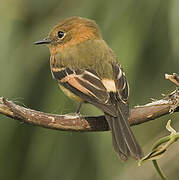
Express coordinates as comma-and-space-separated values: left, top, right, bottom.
34, 16, 143, 160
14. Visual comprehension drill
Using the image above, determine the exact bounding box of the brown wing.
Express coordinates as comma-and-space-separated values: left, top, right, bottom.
51, 67, 117, 116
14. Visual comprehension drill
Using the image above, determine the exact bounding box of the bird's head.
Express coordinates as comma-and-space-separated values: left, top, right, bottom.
34, 16, 101, 53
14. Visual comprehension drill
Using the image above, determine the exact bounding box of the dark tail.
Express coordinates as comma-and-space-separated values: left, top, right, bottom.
105, 105, 143, 160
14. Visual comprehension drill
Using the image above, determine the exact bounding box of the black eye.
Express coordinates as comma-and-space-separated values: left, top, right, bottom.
58, 31, 65, 38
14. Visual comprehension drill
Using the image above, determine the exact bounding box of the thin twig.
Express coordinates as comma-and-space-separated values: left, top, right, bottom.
138, 120, 179, 179
152, 161, 166, 180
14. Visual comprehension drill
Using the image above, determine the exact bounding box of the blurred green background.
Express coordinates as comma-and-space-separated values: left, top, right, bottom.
0, 0, 179, 179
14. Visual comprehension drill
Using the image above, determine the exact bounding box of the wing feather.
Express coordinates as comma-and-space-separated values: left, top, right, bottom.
51, 67, 117, 116
111, 62, 129, 103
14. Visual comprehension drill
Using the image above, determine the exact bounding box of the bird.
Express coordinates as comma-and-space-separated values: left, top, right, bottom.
34, 16, 143, 161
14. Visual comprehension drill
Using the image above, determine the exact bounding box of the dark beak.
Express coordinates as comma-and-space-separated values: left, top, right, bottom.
34, 38, 51, 45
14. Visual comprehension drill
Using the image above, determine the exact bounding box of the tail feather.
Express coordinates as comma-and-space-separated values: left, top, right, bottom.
105, 106, 143, 160
117, 103, 143, 159
112, 116, 128, 156
106, 114, 128, 160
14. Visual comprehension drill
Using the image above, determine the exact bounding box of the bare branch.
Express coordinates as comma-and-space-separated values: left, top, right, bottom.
0, 74, 178, 132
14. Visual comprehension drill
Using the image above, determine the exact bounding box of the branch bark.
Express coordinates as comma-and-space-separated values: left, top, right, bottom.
0, 74, 178, 132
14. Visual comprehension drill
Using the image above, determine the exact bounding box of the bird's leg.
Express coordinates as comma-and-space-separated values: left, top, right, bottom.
75, 102, 83, 114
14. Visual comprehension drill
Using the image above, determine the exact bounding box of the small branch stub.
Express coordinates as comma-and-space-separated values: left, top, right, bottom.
165, 73, 179, 86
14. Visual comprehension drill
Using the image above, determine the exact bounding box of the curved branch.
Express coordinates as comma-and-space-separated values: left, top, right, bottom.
0, 74, 178, 132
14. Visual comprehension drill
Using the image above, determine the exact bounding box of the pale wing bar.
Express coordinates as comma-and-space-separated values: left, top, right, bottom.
111, 62, 129, 103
